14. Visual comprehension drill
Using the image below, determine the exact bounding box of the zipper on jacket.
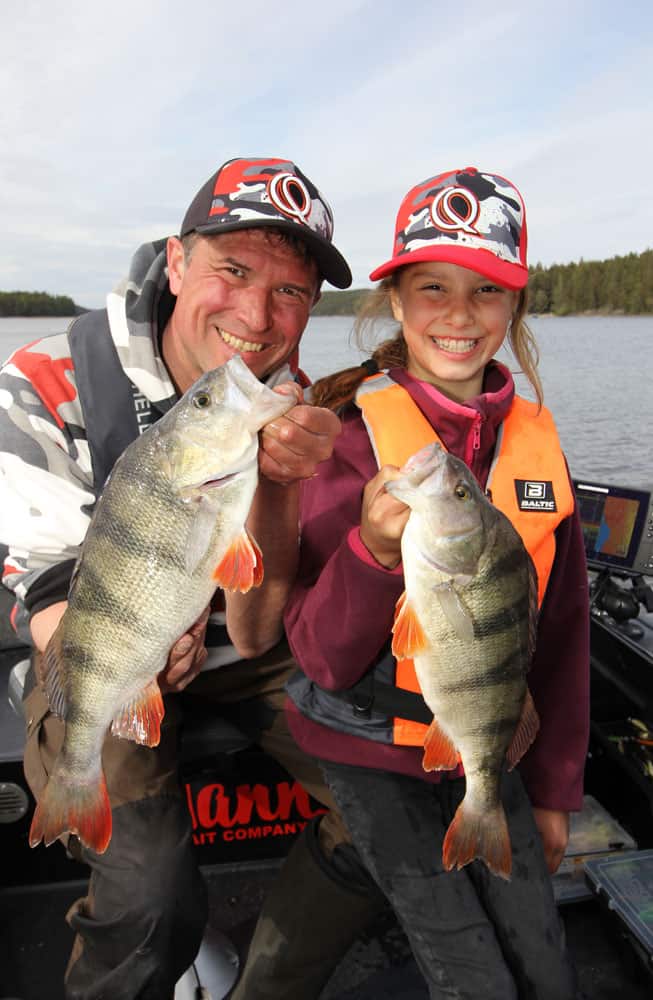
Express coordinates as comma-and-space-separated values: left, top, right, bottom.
465, 414, 483, 467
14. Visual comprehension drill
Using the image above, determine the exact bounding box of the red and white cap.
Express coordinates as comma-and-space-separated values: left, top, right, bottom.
369, 167, 528, 290
180, 157, 352, 289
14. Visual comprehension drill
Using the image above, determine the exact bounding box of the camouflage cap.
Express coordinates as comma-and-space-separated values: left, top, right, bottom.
370, 167, 528, 290
180, 157, 352, 289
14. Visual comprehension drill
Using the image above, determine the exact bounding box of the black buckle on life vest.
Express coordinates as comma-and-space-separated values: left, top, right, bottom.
351, 672, 375, 718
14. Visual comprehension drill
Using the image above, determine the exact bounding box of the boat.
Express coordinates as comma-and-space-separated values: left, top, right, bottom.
1, 475, 652, 999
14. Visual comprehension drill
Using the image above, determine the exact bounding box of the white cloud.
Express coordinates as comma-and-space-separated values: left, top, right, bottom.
1, 0, 651, 304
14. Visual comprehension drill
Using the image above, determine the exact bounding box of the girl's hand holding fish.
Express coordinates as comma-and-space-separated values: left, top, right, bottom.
159, 605, 211, 693
359, 465, 410, 569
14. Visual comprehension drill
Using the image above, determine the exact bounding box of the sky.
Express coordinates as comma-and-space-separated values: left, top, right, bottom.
2, 0, 652, 308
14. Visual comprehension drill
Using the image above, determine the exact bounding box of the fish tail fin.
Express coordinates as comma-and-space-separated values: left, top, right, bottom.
29, 767, 112, 855
213, 529, 264, 593
442, 801, 511, 880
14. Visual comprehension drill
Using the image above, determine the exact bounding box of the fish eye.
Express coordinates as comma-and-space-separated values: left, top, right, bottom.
454, 482, 470, 500
192, 391, 211, 409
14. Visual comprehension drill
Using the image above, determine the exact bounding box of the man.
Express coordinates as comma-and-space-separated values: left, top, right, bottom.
0, 157, 382, 1000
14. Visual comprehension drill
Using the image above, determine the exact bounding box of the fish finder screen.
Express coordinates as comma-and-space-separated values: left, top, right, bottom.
574, 481, 648, 571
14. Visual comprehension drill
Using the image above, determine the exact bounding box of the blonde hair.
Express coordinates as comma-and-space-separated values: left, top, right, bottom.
310, 275, 542, 412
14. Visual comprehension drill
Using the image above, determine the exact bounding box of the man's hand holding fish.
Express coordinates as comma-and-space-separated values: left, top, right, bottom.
160, 604, 211, 693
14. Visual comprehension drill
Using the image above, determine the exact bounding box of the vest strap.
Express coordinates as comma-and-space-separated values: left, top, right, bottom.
68, 310, 153, 491
349, 672, 432, 725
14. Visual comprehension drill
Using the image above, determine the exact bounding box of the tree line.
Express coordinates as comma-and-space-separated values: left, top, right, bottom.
0, 291, 80, 317
528, 249, 653, 315
313, 248, 653, 316
2, 249, 651, 317
311, 289, 371, 316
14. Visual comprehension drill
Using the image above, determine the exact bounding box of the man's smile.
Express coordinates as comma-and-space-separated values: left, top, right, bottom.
219, 328, 266, 353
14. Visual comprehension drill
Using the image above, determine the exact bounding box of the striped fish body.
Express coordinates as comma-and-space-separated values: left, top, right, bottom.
29, 356, 296, 853
387, 442, 539, 880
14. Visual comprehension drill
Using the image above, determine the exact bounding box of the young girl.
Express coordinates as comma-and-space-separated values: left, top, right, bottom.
283, 167, 589, 998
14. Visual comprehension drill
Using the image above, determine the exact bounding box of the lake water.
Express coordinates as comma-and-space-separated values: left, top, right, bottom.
1, 314, 651, 485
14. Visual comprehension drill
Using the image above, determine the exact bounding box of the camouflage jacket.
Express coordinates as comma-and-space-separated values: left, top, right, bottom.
0, 240, 181, 642
1, 238, 298, 653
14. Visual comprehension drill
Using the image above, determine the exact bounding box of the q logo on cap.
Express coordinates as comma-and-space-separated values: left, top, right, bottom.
430, 186, 480, 235
268, 172, 312, 225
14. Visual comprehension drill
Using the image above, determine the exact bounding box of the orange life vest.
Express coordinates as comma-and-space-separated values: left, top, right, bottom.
355, 373, 575, 747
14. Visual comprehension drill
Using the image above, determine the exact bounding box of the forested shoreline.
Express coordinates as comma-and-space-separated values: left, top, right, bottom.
1, 249, 651, 317
0, 291, 81, 316
528, 249, 652, 315
312, 248, 653, 316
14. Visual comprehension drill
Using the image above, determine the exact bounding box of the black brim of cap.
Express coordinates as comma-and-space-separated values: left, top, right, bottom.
192, 218, 352, 289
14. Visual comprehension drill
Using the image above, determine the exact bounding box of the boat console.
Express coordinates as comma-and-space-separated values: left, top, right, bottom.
572, 478, 653, 865
574, 477, 653, 668
573, 478, 653, 577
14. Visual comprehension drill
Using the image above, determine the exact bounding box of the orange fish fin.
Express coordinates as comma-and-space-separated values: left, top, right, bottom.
505, 688, 540, 770
29, 768, 112, 855
212, 529, 264, 593
442, 801, 512, 880
111, 680, 165, 747
422, 717, 460, 771
40, 626, 68, 719
391, 591, 428, 658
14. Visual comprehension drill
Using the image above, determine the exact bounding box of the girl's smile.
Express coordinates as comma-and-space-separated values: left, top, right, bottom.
429, 335, 480, 355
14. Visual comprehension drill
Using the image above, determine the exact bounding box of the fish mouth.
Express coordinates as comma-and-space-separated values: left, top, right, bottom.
181, 443, 259, 498
431, 336, 479, 354
219, 328, 267, 354
182, 466, 251, 500
199, 470, 240, 491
